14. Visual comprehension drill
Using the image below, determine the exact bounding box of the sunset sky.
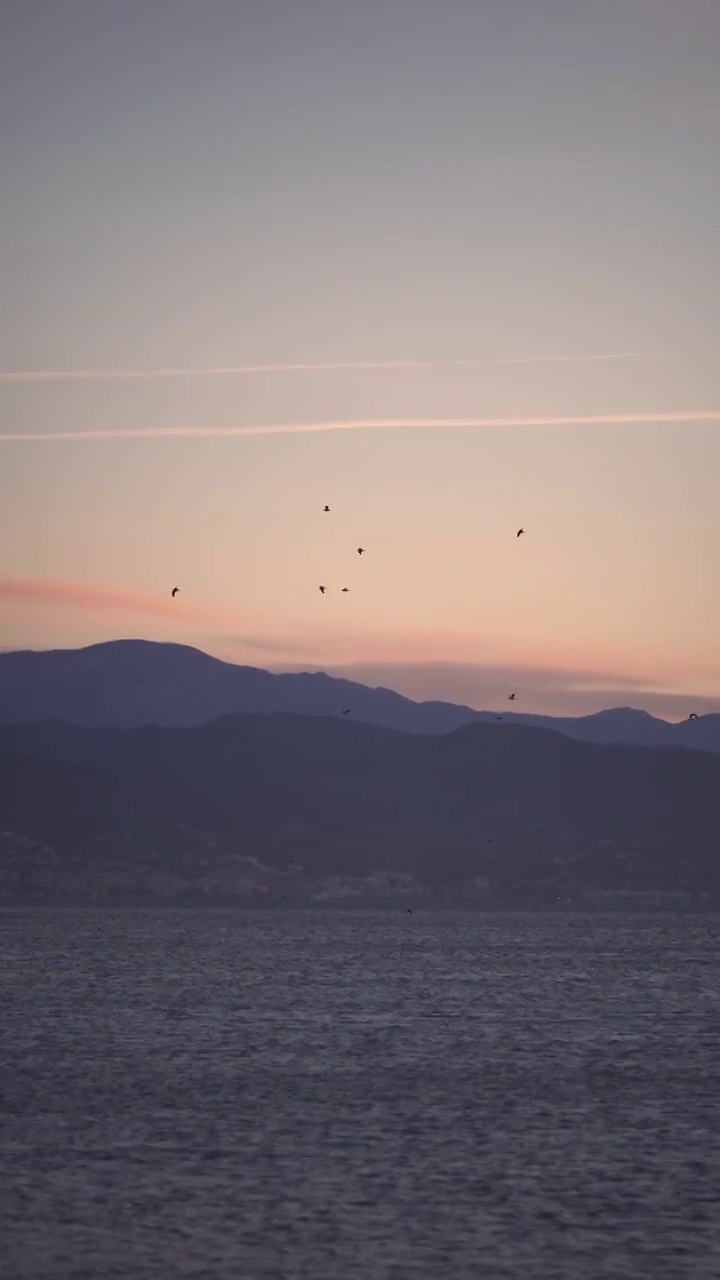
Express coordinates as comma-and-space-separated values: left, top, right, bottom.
2, 0, 719, 718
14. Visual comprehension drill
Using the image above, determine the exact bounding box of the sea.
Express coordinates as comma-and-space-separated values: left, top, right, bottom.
2, 908, 720, 1280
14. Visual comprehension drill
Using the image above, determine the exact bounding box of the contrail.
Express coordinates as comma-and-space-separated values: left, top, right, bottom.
1, 409, 719, 443
0, 350, 675, 384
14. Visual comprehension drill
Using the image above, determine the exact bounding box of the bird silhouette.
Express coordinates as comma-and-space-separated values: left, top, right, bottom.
341, 587, 349, 592
508, 692, 516, 700
319, 585, 326, 594
516, 528, 524, 538
342, 708, 351, 716
171, 587, 179, 597
689, 712, 699, 720
496, 716, 503, 721
323, 505, 330, 512
357, 546, 365, 555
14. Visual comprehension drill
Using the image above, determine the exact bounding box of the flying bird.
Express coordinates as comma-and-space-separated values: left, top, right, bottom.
508, 692, 516, 701
342, 708, 351, 716
319, 585, 326, 594
171, 587, 179, 597
357, 547, 365, 555
516, 528, 524, 538
341, 587, 349, 592
496, 716, 503, 721
323, 505, 330, 512
689, 712, 699, 720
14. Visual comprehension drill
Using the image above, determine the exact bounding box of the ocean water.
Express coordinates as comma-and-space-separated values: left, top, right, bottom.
2, 908, 720, 1280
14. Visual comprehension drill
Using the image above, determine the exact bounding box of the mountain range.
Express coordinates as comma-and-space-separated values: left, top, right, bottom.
2, 639, 718, 907
1, 639, 718, 751
1, 710, 719, 907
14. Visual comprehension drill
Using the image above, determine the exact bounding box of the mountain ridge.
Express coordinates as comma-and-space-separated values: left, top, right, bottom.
0, 638, 718, 752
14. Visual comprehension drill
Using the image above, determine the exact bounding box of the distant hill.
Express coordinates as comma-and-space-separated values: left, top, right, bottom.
1, 713, 719, 906
1, 639, 718, 752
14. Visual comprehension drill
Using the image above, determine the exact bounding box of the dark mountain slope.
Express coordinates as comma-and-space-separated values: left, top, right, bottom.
1, 714, 718, 903
0, 748, 204, 857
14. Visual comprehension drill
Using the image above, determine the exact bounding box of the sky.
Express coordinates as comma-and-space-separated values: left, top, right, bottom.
2, 0, 720, 719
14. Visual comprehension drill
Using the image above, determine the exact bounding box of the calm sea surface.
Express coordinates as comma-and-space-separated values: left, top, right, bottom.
2, 908, 720, 1279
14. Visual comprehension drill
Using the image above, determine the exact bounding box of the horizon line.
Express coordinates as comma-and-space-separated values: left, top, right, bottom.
0, 633, 717, 721
1, 408, 719, 443
0, 350, 677, 384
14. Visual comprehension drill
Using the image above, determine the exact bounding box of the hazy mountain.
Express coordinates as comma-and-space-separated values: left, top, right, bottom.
0, 639, 718, 751
1, 713, 718, 905
0, 639, 477, 734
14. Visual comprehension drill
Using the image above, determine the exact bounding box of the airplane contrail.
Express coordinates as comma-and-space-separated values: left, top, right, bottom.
1, 409, 719, 443
0, 350, 676, 384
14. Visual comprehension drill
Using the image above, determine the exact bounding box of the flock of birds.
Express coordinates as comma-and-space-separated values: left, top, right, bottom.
167, 507, 525, 719
168, 512, 703, 723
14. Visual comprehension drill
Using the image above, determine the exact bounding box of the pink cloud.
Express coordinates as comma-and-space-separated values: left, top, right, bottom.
0, 578, 327, 663
0, 576, 225, 624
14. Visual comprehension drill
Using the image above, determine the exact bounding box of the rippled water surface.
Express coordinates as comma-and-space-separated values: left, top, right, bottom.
2, 908, 720, 1279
